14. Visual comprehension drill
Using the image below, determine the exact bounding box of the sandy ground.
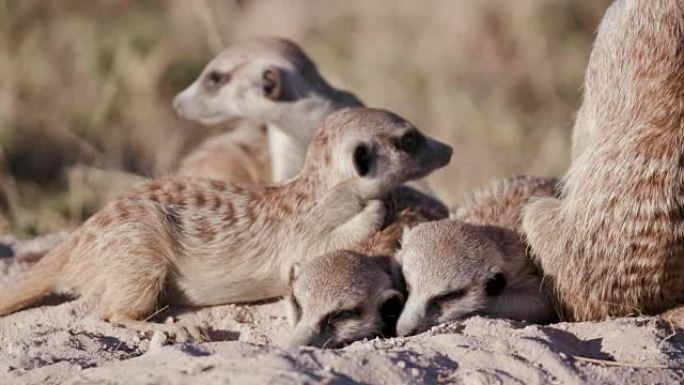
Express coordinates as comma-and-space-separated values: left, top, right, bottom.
1, 237, 683, 385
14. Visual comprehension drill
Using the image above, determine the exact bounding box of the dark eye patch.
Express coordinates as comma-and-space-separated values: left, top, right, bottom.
204, 71, 230, 91
427, 288, 467, 314
395, 130, 425, 154
319, 307, 363, 331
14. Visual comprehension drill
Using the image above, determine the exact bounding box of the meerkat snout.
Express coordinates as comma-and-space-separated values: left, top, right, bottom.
396, 220, 552, 337
285, 251, 404, 349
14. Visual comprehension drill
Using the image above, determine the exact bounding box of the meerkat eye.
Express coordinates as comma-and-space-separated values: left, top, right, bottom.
433, 289, 467, 307
396, 131, 424, 154
204, 71, 229, 90
320, 307, 363, 330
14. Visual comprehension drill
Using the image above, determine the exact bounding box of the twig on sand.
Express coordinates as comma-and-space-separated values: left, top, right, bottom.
113, 305, 172, 352
571, 355, 677, 370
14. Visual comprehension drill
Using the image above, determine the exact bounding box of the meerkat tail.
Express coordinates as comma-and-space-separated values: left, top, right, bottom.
0, 240, 69, 316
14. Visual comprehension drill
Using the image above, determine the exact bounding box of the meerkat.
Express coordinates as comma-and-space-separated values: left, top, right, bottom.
174, 36, 363, 183
395, 175, 560, 336
453, 175, 560, 234
286, 175, 557, 344
283, 183, 449, 348
0, 108, 452, 340
522, 0, 684, 322
176, 119, 272, 185
285, 250, 404, 348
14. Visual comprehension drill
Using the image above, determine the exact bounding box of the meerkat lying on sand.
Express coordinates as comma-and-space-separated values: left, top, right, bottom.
396, 176, 559, 336
286, 176, 557, 345
0, 108, 452, 340
523, 0, 684, 322
284, 184, 449, 348
286, 250, 404, 348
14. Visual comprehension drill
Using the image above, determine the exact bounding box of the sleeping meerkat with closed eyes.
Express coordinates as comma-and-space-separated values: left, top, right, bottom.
285, 250, 404, 348
396, 176, 559, 336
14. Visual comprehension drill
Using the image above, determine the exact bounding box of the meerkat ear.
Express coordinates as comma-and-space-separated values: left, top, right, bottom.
485, 272, 507, 297
353, 143, 374, 177
262, 67, 285, 101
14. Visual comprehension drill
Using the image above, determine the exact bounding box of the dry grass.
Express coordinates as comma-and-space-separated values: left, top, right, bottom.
0, 0, 611, 235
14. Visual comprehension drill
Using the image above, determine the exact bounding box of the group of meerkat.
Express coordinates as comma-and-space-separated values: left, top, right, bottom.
2, 0, 684, 349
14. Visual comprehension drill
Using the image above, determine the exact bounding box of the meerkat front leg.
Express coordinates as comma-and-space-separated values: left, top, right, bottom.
323, 199, 386, 253
522, 196, 563, 273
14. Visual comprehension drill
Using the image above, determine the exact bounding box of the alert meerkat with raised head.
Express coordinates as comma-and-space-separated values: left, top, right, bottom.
522, 0, 684, 322
0, 108, 452, 340
395, 176, 559, 336
174, 37, 363, 183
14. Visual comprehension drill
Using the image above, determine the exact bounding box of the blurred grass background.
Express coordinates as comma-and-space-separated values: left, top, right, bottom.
0, 0, 611, 235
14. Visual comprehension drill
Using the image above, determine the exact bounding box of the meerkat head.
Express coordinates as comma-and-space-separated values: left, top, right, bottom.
173, 37, 354, 134
285, 251, 405, 348
304, 107, 453, 198
395, 220, 508, 337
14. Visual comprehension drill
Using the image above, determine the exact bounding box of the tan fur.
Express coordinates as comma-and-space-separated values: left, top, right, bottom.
522, 0, 684, 322
396, 176, 559, 336
284, 185, 448, 347
174, 37, 363, 183
286, 251, 404, 348
454, 175, 560, 234
177, 119, 271, 184
0, 108, 452, 340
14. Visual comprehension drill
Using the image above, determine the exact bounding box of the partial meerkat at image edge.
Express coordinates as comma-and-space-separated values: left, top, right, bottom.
523, 0, 684, 323
0, 108, 452, 341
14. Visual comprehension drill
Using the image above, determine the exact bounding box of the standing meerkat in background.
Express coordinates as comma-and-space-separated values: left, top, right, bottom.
523, 0, 684, 322
395, 176, 558, 336
0, 108, 452, 340
174, 37, 363, 183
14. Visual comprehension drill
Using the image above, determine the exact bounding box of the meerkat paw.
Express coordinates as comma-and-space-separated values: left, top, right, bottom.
108, 314, 205, 343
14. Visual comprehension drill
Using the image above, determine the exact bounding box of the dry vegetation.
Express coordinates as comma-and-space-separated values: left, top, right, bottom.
0, 0, 611, 235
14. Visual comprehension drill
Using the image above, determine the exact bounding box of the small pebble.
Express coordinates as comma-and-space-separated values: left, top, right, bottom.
147, 331, 169, 353
397, 361, 406, 369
